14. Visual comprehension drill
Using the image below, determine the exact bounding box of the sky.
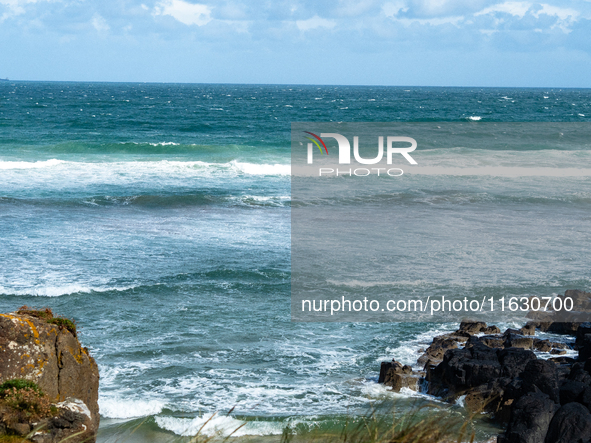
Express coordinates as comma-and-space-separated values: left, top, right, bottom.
1, 0, 591, 86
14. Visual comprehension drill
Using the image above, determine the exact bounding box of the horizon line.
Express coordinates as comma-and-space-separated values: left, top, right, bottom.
1, 79, 591, 90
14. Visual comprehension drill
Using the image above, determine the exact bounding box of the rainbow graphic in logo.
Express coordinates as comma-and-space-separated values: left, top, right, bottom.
304, 131, 328, 155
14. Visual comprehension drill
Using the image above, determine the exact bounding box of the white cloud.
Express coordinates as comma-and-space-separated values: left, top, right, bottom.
153, 0, 212, 26
475, 1, 532, 18
296, 15, 336, 31
1, 0, 38, 12
91, 14, 109, 32
336, 0, 377, 17
534, 4, 579, 21
382, 1, 408, 17
400, 0, 483, 18
474, 2, 581, 33
534, 4, 580, 32
0, 0, 48, 21
410, 0, 459, 16
396, 15, 464, 26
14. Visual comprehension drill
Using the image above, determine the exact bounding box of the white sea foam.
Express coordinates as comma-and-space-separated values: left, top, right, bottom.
378, 324, 457, 368
242, 195, 290, 201
99, 397, 165, 419
467, 116, 482, 121
0, 159, 66, 169
155, 414, 285, 437
231, 161, 290, 176
0, 159, 290, 178
360, 380, 428, 401
0, 284, 138, 297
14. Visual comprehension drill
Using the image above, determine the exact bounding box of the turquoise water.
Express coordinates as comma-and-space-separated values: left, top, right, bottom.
1, 82, 590, 440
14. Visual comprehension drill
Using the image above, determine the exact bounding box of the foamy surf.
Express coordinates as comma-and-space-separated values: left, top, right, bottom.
99, 398, 165, 419
0, 159, 66, 169
0, 284, 139, 297
0, 159, 290, 178
155, 414, 285, 437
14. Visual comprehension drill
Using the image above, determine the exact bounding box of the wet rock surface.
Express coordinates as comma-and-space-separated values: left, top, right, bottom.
379, 360, 422, 392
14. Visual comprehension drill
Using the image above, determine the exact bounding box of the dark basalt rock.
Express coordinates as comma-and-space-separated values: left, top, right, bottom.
558, 378, 591, 413
524, 320, 552, 333
31, 399, 95, 443
482, 325, 501, 334
545, 402, 591, 443
446, 330, 471, 341
378, 298, 590, 442
533, 339, 553, 352
560, 379, 587, 405
578, 334, 591, 361
463, 377, 511, 414
430, 342, 501, 396
498, 392, 557, 443
479, 335, 505, 349
378, 360, 401, 383
519, 324, 536, 336
378, 360, 419, 392
458, 321, 487, 335
498, 347, 537, 379
417, 336, 458, 367
549, 356, 576, 364
428, 342, 537, 401
521, 360, 559, 403
547, 322, 582, 335
568, 362, 591, 383
575, 323, 591, 349
504, 333, 533, 350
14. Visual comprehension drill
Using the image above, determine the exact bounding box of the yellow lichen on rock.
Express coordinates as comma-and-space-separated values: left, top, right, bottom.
0, 310, 99, 442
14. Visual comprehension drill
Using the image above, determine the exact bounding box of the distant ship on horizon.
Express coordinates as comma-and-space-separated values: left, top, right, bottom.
0, 78, 9, 81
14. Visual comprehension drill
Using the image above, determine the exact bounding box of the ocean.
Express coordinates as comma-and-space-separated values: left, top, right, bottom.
1, 82, 590, 441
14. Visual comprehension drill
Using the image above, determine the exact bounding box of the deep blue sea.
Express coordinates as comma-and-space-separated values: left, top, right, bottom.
1, 82, 590, 441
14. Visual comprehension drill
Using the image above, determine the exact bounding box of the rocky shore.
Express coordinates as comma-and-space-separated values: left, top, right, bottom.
0, 307, 99, 442
379, 289, 591, 443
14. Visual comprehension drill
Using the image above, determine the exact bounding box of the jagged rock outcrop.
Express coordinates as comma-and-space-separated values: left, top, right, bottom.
377, 290, 591, 442
0, 310, 99, 442
379, 360, 421, 392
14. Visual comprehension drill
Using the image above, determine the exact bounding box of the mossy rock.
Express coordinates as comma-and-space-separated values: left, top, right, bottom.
47, 317, 77, 337
16, 306, 77, 337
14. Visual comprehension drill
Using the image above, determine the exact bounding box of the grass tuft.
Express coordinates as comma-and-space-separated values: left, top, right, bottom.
0, 380, 41, 397
279, 403, 476, 443
16, 306, 53, 321
47, 317, 77, 337
163, 402, 481, 443
0, 379, 53, 432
